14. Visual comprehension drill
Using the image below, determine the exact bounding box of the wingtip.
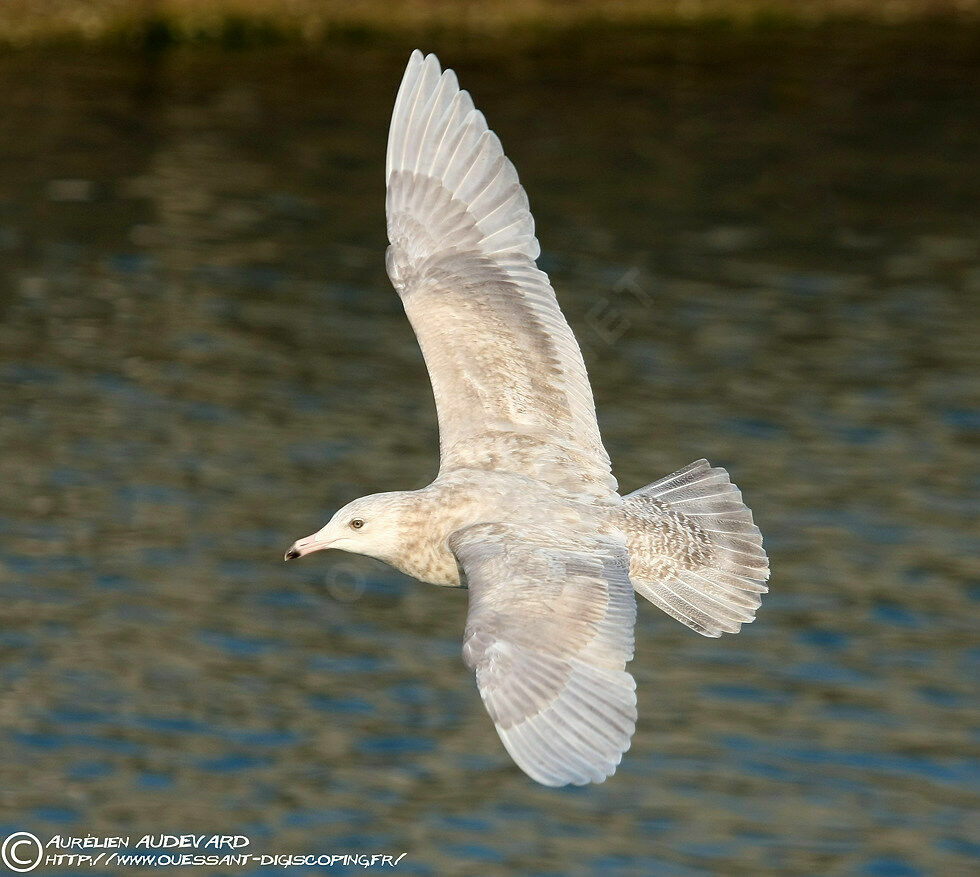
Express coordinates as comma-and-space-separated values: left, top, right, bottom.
421, 50, 442, 73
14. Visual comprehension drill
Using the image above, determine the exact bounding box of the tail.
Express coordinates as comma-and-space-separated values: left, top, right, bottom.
621, 460, 770, 637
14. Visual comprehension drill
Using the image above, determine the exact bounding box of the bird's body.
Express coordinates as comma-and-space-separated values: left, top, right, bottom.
286, 51, 770, 786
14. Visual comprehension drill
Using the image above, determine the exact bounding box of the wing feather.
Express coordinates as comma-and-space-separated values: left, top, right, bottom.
385, 51, 614, 500
450, 521, 637, 786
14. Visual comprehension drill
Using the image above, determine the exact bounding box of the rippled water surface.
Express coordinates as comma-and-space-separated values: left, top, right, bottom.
0, 26, 977, 876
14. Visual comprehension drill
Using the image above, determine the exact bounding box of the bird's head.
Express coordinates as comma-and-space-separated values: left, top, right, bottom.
284, 492, 411, 564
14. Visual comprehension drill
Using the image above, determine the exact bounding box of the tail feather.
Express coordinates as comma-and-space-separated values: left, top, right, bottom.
622, 460, 769, 637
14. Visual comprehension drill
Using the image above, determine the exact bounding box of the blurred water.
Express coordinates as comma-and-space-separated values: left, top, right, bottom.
0, 26, 978, 876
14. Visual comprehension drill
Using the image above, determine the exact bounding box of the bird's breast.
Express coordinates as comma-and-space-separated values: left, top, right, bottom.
391, 526, 462, 587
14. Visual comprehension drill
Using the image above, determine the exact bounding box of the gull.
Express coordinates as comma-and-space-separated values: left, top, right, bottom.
285, 51, 770, 786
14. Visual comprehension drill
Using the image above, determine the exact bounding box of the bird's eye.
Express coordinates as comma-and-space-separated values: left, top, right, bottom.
350, 518, 364, 529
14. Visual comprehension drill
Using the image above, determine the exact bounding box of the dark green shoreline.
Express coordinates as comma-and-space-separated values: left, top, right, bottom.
1, 2, 978, 51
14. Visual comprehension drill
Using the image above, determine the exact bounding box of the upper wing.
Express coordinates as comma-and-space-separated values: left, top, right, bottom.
385, 51, 616, 501
450, 521, 637, 786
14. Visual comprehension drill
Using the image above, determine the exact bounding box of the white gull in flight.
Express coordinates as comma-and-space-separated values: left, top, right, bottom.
286, 50, 770, 786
